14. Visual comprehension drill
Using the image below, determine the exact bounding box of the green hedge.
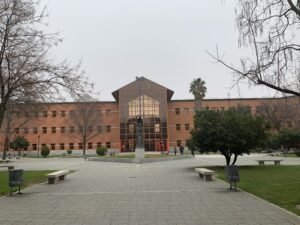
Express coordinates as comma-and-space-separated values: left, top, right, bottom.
96, 147, 107, 156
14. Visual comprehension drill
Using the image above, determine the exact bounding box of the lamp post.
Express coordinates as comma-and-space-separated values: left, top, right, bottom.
37, 135, 40, 157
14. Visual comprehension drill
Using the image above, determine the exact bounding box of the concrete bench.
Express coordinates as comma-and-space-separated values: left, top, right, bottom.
47, 170, 70, 184
256, 159, 283, 165
0, 165, 15, 170
194, 168, 215, 181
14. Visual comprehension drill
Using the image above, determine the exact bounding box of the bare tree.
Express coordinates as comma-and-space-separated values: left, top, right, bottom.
0, 0, 92, 133
69, 99, 102, 156
209, 0, 300, 96
1, 103, 41, 159
259, 97, 300, 131
260, 100, 289, 131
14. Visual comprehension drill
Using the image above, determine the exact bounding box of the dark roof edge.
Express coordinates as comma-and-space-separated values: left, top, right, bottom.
170, 96, 296, 102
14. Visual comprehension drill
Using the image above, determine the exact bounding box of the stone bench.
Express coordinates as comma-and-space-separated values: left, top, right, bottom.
256, 159, 283, 165
0, 159, 10, 163
47, 170, 70, 184
0, 165, 15, 170
194, 168, 215, 181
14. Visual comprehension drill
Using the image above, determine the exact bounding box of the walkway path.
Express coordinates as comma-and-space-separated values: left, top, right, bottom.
0, 156, 299, 225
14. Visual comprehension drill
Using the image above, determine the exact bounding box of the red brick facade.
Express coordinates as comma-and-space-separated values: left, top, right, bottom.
1, 78, 299, 152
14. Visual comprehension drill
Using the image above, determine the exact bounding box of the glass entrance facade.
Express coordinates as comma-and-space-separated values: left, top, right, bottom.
116, 77, 170, 152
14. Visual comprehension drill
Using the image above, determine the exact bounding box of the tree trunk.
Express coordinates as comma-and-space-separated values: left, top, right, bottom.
2, 136, 9, 160
232, 154, 238, 165
224, 153, 231, 165
195, 98, 202, 111
83, 140, 86, 156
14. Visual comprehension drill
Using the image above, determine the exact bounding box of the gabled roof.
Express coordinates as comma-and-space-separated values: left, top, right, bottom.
112, 77, 174, 101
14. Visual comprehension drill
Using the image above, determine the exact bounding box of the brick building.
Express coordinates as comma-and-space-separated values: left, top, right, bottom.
1, 77, 299, 153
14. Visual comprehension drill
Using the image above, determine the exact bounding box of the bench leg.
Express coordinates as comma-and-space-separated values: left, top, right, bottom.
48, 177, 57, 184
204, 175, 212, 181
58, 175, 65, 181
258, 161, 264, 165
274, 161, 280, 165
199, 173, 204, 179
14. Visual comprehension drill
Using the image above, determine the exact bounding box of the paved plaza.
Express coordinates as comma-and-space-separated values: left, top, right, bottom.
0, 155, 299, 225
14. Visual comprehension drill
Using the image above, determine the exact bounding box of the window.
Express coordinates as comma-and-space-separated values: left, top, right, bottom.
175, 108, 180, 115
129, 124, 134, 134
51, 144, 55, 150
128, 95, 159, 118
61, 127, 65, 134
106, 109, 111, 116
42, 127, 47, 134
70, 126, 75, 133
97, 142, 102, 148
106, 142, 111, 148
176, 140, 182, 147
176, 124, 181, 131
24, 127, 29, 134
69, 143, 74, 150
61, 111, 66, 117
88, 142, 93, 149
42, 144, 46, 148
15, 128, 19, 134
106, 125, 111, 132
51, 127, 56, 134
97, 126, 102, 133
60, 143, 65, 150
155, 123, 160, 133
32, 144, 37, 151
43, 111, 48, 117
78, 143, 83, 149
185, 124, 190, 131
52, 111, 57, 117
33, 127, 38, 134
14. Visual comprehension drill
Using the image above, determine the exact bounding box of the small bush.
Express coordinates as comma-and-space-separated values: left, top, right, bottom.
295, 150, 300, 157
96, 147, 107, 156
41, 145, 50, 158
67, 149, 72, 155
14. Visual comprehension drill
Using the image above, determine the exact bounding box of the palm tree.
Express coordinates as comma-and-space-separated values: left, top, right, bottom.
189, 78, 207, 111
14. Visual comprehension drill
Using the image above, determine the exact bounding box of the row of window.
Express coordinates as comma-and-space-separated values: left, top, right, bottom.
175, 108, 193, 115
14, 109, 113, 118
176, 124, 190, 131
32, 142, 111, 150
15, 126, 112, 134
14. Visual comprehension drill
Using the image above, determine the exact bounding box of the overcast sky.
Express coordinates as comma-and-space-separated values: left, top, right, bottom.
42, 0, 277, 101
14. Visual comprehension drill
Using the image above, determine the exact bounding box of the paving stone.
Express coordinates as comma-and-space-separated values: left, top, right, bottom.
0, 156, 299, 225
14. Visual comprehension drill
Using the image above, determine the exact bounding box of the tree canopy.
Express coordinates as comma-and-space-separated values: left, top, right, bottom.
189, 78, 207, 111
191, 107, 268, 165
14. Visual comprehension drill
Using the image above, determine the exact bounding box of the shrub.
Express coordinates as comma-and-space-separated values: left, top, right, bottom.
67, 149, 72, 155
96, 147, 107, 156
41, 145, 50, 158
295, 150, 300, 157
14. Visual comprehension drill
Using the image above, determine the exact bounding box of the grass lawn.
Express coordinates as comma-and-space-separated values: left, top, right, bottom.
0, 170, 54, 196
209, 165, 300, 215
